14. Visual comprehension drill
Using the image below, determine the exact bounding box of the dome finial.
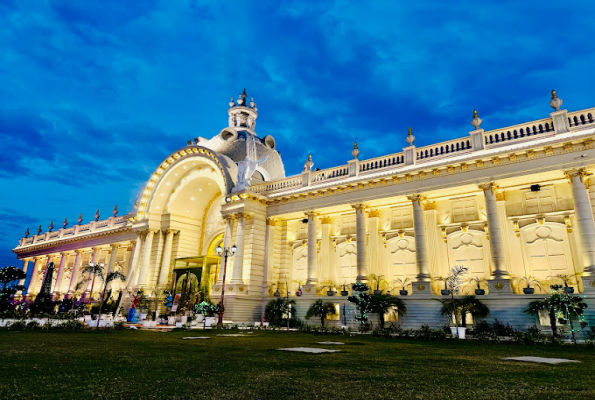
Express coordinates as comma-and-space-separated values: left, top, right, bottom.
549, 89, 562, 111
351, 142, 360, 159
303, 153, 314, 171
406, 127, 415, 146
471, 109, 482, 129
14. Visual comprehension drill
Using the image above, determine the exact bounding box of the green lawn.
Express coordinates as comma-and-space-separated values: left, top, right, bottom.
1, 329, 594, 399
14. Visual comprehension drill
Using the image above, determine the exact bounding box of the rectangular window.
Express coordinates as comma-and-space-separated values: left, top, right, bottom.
391, 207, 413, 230
452, 197, 477, 222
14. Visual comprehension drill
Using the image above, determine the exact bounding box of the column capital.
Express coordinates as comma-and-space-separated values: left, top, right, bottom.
34, 255, 47, 261
478, 182, 498, 194
366, 209, 381, 218
320, 215, 332, 224
564, 167, 592, 184
266, 218, 277, 226
351, 203, 368, 212
406, 194, 426, 205
495, 190, 507, 201
236, 212, 251, 220
422, 200, 437, 211
147, 228, 159, 235
60, 251, 70, 257
74, 249, 86, 255
163, 229, 179, 236
21, 257, 32, 262
304, 210, 319, 218
110, 243, 120, 250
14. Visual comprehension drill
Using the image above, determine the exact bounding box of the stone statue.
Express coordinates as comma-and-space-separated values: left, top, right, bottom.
232, 134, 268, 193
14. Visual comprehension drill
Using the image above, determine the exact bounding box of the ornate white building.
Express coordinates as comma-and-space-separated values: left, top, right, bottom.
12, 89, 595, 328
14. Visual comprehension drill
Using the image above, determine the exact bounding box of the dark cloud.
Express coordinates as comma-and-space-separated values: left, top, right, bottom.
0, 0, 594, 263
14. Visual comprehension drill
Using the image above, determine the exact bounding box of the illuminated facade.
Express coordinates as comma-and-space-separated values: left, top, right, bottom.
12, 90, 595, 328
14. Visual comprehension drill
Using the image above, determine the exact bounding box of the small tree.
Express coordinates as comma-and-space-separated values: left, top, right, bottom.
0, 266, 26, 312
305, 300, 336, 326
437, 265, 468, 337
80, 263, 126, 329
439, 296, 489, 328
265, 298, 295, 326
368, 293, 407, 328
348, 283, 372, 329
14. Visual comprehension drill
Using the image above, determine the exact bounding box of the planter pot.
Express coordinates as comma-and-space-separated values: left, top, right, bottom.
374, 290, 382, 296
168, 316, 176, 325
440, 290, 450, 296
564, 287, 575, 294
399, 290, 409, 296
196, 314, 205, 323
475, 289, 486, 296
523, 287, 535, 295
450, 327, 467, 339
139, 313, 148, 321
327, 291, 335, 296
341, 291, 349, 296
181, 316, 188, 324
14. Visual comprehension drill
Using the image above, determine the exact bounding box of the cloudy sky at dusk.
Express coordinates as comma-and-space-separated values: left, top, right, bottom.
1, 0, 595, 268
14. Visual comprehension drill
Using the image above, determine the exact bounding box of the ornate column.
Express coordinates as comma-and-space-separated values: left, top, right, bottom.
137, 229, 156, 286
27, 257, 44, 296
407, 195, 430, 281
128, 234, 144, 286
86, 247, 101, 292
158, 230, 178, 286
367, 209, 380, 277
219, 215, 234, 281
106, 244, 119, 275
305, 211, 318, 284
352, 204, 368, 282
320, 216, 334, 283
52, 252, 70, 295
67, 250, 84, 294
264, 218, 276, 284
478, 183, 507, 277
231, 213, 246, 283
18, 258, 31, 290
422, 199, 444, 278
564, 168, 595, 273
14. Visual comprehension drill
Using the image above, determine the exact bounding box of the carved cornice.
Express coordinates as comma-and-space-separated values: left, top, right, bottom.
13, 226, 133, 254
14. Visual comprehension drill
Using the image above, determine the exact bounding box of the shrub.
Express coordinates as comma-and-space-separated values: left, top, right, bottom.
492, 319, 515, 336
62, 319, 85, 330
8, 320, 26, 331
114, 321, 126, 330
26, 321, 41, 330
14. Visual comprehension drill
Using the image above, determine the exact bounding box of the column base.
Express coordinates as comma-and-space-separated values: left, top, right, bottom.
487, 277, 512, 296
302, 283, 318, 296
411, 280, 432, 298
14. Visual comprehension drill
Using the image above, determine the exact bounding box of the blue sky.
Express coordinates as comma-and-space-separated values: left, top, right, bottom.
1, 0, 595, 267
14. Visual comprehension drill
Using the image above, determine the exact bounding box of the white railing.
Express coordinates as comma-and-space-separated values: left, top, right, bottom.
18, 215, 131, 248
249, 106, 595, 196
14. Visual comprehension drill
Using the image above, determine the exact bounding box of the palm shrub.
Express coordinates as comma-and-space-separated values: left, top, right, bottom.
438, 295, 489, 328
305, 299, 336, 326
368, 293, 407, 328
79, 263, 126, 329
265, 298, 295, 326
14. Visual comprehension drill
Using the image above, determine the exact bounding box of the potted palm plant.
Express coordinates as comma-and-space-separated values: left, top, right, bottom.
369, 274, 387, 295
323, 282, 336, 296
393, 277, 412, 296
467, 276, 487, 295
340, 282, 349, 296
435, 265, 469, 338
435, 277, 450, 296
516, 276, 542, 294
553, 273, 581, 294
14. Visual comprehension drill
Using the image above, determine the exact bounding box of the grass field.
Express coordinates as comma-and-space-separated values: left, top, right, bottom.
1, 329, 594, 399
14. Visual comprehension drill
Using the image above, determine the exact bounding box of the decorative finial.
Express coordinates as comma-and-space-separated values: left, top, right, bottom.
77, 214, 83, 225
37, 225, 42, 235
249, 97, 256, 109
133, 199, 139, 209
351, 142, 360, 159
242, 88, 247, 99
229, 97, 235, 108
112, 205, 118, 217
549, 89, 562, 111
24, 228, 30, 238
471, 109, 483, 129
48, 221, 54, 232
237, 92, 245, 106
303, 153, 314, 171
405, 127, 416, 146
94, 209, 100, 222
63, 218, 68, 229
